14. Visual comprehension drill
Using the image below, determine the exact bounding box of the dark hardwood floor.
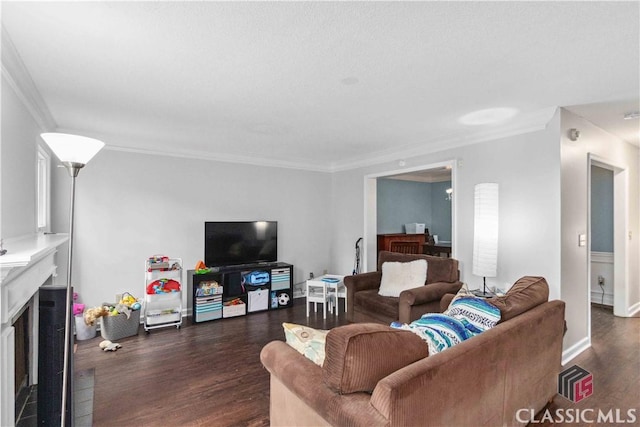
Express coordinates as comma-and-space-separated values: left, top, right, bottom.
74, 301, 639, 426
74, 299, 349, 426
535, 304, 640, 426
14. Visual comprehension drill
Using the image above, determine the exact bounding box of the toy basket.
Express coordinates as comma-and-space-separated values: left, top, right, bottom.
223, 299, 246, 318
100, 308, 141, 341
75, 315, 97, 340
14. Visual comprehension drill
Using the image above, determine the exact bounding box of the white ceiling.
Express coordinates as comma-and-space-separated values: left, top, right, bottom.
2, 1, 639, 172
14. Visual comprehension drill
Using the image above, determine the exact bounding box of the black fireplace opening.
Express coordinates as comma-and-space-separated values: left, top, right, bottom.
14, 306, 31, 421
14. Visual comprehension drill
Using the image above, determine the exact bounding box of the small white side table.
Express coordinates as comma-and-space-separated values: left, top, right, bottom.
306, 275, 346, 318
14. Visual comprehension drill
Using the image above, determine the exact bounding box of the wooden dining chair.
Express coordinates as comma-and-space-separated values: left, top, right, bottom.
389, 241, 421, 254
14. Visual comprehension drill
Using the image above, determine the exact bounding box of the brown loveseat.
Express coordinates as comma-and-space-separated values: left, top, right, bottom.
345, 251, 463, 324
261, 277, 565, 427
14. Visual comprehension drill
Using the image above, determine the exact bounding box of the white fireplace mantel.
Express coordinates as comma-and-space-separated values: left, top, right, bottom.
1, 233, 68, 427
1, 233, 69, 274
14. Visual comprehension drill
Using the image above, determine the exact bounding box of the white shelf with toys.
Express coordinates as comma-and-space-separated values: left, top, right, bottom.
144, 256, 183, 332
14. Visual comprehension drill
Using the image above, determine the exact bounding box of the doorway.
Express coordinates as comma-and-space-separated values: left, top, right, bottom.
590, 165, 614, 307
587, 154, 629, 327
363, 160, 457, 272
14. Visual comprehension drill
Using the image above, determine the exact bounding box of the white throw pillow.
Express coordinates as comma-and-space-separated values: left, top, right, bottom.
378, 259, 428, 297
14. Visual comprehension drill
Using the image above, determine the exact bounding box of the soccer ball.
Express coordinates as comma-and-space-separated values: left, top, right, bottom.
278, 293, 290, 306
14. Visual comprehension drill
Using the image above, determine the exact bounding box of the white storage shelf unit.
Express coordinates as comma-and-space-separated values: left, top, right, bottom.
145, 292, 181, 325
144, 257, 183, 332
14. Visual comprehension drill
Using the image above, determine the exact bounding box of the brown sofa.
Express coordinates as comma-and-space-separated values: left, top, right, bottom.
261, 277, 565, 427
344, 251, 463, 324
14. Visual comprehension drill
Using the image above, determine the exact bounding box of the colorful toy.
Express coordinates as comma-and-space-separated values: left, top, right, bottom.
278, 293, 290, 306
243, 271, 270, 285
84, 306, 109, 326
146, 278, 181, 294
119, 292, 139, 307
73, 303, 85, 316
72, 292, 85, 316
147, 255, 170, 271
194, 260, 211, 274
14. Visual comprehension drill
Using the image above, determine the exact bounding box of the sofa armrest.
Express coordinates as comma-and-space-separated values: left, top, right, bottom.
260, 341, 328, 407
399, 281, 462, 306
261, 340, 388, 426
344, 271, 382, 321
440, 293, 456, 312
398, 281, 462, 323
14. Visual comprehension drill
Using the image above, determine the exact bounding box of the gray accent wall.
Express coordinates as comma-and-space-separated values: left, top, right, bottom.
377, 178, 452, 241
590, 165, 613, 252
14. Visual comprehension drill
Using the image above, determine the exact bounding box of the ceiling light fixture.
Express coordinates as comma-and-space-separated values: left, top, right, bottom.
458, 108, 519, 126
623, 111, 640, 120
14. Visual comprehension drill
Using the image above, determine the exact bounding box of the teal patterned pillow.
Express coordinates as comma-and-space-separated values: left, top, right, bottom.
283, 323, 328, 366
447, 296, 501, 334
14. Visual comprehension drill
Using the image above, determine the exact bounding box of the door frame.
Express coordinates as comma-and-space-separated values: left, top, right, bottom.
363, 159, 457, 272
587, 153, 629, 324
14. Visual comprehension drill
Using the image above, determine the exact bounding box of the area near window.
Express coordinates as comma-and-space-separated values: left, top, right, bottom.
36, 145, 50, 232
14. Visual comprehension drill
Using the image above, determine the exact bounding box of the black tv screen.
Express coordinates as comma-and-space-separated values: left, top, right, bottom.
205, 221, 278, 267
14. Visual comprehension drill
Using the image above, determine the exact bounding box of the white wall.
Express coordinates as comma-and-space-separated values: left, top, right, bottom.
0, 75, 40, 238
50, 148, 333, 309
8, 63, 638, 360
331, 111, 563, 301
560, 108, 640, 349
590, 252, 614, 306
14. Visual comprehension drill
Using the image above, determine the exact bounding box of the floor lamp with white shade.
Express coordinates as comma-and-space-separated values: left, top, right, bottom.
472, 183, 499, 297
40, 133, 105, 426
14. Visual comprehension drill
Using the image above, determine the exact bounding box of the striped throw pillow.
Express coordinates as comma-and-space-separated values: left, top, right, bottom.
447, 296, 501, 334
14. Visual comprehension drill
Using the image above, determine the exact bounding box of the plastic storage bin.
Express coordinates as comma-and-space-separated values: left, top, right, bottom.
223, 300, 246, 317
100, 309, 141, 341
405, 223, 425, 234
75, 315, 97, 340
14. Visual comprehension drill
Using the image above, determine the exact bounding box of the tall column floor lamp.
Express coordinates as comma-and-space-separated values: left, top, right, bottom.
40, 133, 105, 426
472, 183, 499, 297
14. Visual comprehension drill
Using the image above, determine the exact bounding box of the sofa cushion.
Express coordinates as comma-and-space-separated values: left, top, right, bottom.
378, 259, 427, 297
354, 289, 399, 320
488, 276, 549, 322
283, 323, 328, 366
447, 296, 501, 334
323, 323, 428, 394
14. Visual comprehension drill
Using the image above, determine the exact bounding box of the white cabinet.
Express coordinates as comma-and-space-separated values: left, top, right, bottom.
144, 257, 182, 332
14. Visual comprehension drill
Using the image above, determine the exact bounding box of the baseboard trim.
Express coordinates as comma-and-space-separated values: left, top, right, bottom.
590, 290, 613, 306
562, 336, 591, 366
628, 301, 640, 317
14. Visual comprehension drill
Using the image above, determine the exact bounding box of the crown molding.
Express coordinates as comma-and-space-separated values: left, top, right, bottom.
328, 107, 558, 172
1, 27, 56, 131
54, 127, 333, 173
105, 144, 333, 173
57, 107, 557, 175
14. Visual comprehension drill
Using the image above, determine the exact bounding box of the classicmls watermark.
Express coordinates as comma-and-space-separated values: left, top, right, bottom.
515, 365, 638, 424
516, 408, 637, 424
558, 365, 593, 403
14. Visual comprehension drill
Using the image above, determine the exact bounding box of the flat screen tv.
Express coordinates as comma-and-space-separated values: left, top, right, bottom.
205, 221, 277, 267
